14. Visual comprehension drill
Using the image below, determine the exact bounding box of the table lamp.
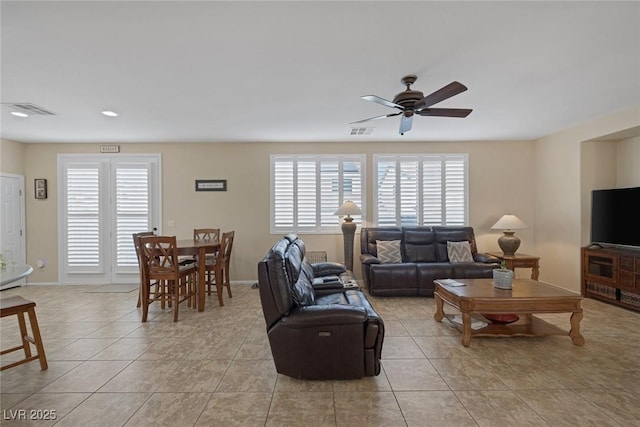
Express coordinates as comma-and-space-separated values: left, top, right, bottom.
491, 214, 528, 256
334, 201, 362, 271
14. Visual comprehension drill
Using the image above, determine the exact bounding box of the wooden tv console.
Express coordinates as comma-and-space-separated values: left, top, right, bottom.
581, 246, 640, 312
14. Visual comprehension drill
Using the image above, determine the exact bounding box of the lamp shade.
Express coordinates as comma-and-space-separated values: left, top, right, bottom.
333, 200, 362, 217
491, 214, 527, 231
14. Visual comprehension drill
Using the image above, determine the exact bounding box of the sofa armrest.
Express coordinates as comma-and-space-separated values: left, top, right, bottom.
282, 305, 367, 328
474, 252, 501, 264
312, 262, 347, 276
360, 254, 380, 265
311, 275, 344, 292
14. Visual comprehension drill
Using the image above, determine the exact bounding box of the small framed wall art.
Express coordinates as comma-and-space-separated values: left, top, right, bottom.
195, 179, 227, 192
35, 178, 47, 199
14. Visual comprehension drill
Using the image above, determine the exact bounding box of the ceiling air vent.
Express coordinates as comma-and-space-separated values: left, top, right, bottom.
2, 103, 56, 115
350, 127, 373, 136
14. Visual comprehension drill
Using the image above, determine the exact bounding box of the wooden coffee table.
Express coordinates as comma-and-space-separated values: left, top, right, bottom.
434, 278, 584, 347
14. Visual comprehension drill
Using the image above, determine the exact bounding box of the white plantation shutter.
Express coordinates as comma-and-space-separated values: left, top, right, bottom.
422, 158, 443, 225
271, 155, 365, 233
443, 157, 466, 225
374, 154, 467, 226
66, 166, 103, 271
297, 161, 317, 229
376, 160, 397, 226
400, 160, 418, 226
114, 164, 151, 270
273, 161, 294, 228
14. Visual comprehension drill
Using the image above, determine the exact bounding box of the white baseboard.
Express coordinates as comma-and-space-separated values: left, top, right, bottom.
25, 282, 60, 286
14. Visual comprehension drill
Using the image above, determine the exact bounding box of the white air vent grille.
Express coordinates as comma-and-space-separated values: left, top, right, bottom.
2, 103, 56, 115
350, 127, 373, 135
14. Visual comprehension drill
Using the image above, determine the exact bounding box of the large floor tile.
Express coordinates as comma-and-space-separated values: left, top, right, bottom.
454, 390, 548, 426
1, 284, 639, 427
53, 392, 150, 427
1, 392, 90, 427
195, 392, 271, 426
39, 360, 130, 393
215, 359, 277, 392
124, 392, 210, 427
395, 390, 477, 427
381, 359, 449, 391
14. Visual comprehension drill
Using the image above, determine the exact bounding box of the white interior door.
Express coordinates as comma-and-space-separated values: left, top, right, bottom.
58, 154, 161, 285
0, 174, 26, 289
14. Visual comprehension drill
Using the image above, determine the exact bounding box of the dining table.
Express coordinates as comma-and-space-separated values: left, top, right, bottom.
176, 239, 219, 312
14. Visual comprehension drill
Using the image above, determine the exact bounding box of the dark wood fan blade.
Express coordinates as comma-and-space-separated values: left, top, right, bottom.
361, 95, 404, 110
416, 108, 472, 118
399, 115, 413, 135
350, 112, 402, 124
414, 81, 468, 110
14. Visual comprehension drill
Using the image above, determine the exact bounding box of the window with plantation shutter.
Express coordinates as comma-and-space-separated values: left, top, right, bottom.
58, 154, 161, 284
114, 163, 152, 270
374, 154, 468, 226
66, 166, 102, 270
271, 155, 365, 233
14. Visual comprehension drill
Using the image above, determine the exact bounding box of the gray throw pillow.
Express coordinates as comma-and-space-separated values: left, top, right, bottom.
447, 241, 474, 263
376, 240, 402, 264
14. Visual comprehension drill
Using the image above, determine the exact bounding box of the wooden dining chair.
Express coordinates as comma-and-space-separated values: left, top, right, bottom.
138, 235, 198, 322
201, 231, 234, 307
133, 231, 156, 308
179, 228, 221, 266
194, 228, 221, 295
194, 228, 220, 242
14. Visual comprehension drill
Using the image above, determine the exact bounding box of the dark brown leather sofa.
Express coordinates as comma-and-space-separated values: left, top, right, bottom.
360, 226, 500, 296
258, 234, 384, 380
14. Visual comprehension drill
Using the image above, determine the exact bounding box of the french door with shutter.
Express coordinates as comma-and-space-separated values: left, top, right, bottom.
58, 154, 161, 285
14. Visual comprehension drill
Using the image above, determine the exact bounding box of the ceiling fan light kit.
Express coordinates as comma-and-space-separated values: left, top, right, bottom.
352, 75, 472, 135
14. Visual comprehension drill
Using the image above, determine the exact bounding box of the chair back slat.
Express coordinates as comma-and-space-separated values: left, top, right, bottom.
216, 231, 234, 268
223, 231, 234, 259
194, 228, 220, 242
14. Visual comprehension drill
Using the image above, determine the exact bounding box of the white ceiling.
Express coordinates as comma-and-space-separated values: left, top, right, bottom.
1, 1, 639, 144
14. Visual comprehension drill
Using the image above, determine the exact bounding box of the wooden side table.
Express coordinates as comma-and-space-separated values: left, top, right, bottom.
488, 252, 540, 280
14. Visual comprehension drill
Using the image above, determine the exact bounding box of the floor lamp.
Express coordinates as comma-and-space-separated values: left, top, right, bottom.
334, 201, 362, 272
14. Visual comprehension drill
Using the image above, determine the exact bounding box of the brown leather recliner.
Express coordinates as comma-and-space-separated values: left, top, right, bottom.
258, 234, 384, 380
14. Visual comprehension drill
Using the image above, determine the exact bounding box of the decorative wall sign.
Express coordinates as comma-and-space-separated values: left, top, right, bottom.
195, 179, 227, 192
100, 145, 120, 153
35, 178, 47, 199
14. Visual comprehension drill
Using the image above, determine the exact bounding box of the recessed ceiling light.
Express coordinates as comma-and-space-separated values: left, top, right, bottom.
102, 110, 118, 117
11, 111, 28, 118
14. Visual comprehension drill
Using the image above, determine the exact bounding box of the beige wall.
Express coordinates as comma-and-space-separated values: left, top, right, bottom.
618, 136, 640, 186
580, 140, 617, 246
3, 105, 638, 289
0, 138, 26, 175
536, 106, 640, 293
17, 139, 534, 284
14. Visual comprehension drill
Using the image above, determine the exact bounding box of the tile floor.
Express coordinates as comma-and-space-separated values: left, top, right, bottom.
1, 284, 639, 426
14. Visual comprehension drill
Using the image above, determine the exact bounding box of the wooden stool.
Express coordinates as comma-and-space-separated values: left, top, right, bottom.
0, 296, 48, 371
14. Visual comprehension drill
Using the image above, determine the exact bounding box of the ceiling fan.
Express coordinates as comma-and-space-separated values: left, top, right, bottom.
352, 75, 472, 135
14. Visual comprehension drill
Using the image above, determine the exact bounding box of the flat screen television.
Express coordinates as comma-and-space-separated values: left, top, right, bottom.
590, 186, 640, 248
